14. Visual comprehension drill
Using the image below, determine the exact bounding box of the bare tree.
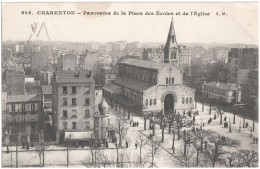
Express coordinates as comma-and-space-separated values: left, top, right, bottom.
35, 132, 49, 168
109, 117, 129, 166
205, 132, 240, 167
180, 129, 196, 156
175, 144, 196, 167
110, 117, 129, 147
193, 129, 211, 152
148, 138, 161, 168
135, 133, 149, 164
220, 150, 258, 167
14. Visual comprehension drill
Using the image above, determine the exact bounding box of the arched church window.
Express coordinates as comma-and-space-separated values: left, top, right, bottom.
182, 97, 185, 104
172, 78, 174, 84
171, 52, 174, 59
146, 99, 148, 106
169, 78, 171, 84
172, 35, 175, 43
186, 97, 188, 104
166, 78, 168, 84
150, 99, 152, 106
174, 53, 177, 59
154, 99, 157, 105
190, 97, 192, 103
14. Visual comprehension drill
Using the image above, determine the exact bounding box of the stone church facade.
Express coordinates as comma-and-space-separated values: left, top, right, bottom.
102, 58, 194, 117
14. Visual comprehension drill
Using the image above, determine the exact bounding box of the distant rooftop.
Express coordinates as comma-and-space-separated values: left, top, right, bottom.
7, 94, 40, 103
204, 81, 240, 91
55, 70, 94, 84
6, 70, 24, 76
119, 58, 173, 70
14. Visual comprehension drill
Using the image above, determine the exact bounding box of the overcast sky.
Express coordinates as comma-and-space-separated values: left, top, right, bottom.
2, 2, 258, 44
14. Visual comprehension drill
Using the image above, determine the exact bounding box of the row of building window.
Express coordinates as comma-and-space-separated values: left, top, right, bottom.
62, 110, 90, 118
166, 78, 174, 84
8, 113, 38, 122
62, 86, 90, 94
63, 121, 90, 130
11, 104, 36, 112
182, 97, 193, 104
62, 98, 90, 106
145, 99, 157, 106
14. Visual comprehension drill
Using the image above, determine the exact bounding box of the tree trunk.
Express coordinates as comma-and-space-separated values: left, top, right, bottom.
172, 133, 175, 154
139, 147, 142, 164
144, 118, 147, 130
253, 120, 255, 131
243, 116, 245, 127
39, 154, 42, 168
220, 113, 222, 125
209, 103, 212, 115
67, 144, 69, 168
162, 128, 164, 142
212, 146, 218, 168
202, 100, 204, 112
200, 138, 203, 152
184, 142, 187, 156
153, 124, 155, 136
168, 122, 171, 134
197, 150, 199, 166
43, 145, 45, 167
116, 147, 119, 166
16, 141, 18, 168
178, 127, 180, 140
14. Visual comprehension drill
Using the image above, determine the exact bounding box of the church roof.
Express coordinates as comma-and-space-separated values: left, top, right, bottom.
113, 76, 153, 92
119, 58, 167, 70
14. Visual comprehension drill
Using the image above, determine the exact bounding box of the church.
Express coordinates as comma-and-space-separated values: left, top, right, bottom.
102, 19, 195, 117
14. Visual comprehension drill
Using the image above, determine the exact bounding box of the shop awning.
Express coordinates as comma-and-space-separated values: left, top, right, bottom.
65, 131, 93, 140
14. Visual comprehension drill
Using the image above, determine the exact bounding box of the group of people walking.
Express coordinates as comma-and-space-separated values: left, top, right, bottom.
130, 121, 139, 127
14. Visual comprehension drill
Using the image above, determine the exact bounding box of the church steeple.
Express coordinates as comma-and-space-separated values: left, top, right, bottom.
164, 18, 179, 63
165, 18, 178, 49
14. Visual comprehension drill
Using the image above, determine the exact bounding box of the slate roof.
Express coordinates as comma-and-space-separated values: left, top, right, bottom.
103, 84, 121, 94
55, 71, 94, 84
204, 81, 239, 91
42, 85, 52, 94
112, 76, 153, 92
7, 94, 40, 103
119, 58, 167, 70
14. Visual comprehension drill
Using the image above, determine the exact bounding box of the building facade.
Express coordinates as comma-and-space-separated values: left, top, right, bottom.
248, 69, 258, 110
201, 81, 241, 104
5, 94, 41, 145
103, 58, 195, 117
52, 70, 95, 144
100, 66, 117, 86
5, 70, 25, 96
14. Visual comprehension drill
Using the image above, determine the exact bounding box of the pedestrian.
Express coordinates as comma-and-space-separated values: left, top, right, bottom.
224, 116, 227, 121
253, 137, 255, 144
126, 141, 128, 148
203, 123, 205, 127
106, 141, 109, 148
214, 114, 216, 119
137, 121, 139, 127
135, 143, 138, 149
205, 141, 208, 149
